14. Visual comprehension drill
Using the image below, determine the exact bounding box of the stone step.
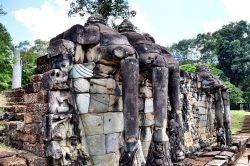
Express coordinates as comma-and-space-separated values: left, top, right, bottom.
6, 97, 24, 103
17, 150, 48, 166
1, 105, 26, 113
2, 89, 25, 98
6, 102, 26, 106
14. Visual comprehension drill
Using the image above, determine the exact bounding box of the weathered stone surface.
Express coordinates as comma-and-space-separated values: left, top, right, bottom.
86, 135, 105, 155
202, 151, 221, 157
74, 43, 85, 63
24, 91, 48, 104
219, 151, 234, 158
144, 98, 153, 113
89, 94, 109, 113
80, 113, 103, 135
76, 93, 90, 114
141, 126, 152, 142
184, 132, 194, 148
139, 112, 155, 126
72, 78, 90, 93
105, 133, 120, 153
69, 64, 93, 78
108, 95, 122, 112
0, 155, 27, 166
92, 153, 119, 166
205, 159, 227, 166
103, 112, 124, 134
48, 39, 74, 57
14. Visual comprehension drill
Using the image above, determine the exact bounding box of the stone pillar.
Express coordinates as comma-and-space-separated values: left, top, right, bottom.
146, 67, 173, 166
222, 88, 232, 146
168, 67, 185, 162
12, 49, 22, 88
120, 58, 140, 165
214, 89, 226, 147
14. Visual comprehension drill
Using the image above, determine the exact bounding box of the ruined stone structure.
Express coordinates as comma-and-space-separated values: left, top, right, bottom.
0, 14, 234, 166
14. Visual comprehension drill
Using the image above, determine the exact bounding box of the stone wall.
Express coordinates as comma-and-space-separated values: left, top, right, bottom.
0, 15, 232, 166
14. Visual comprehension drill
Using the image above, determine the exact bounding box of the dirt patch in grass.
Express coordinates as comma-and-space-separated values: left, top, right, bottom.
231, 110, 250, 134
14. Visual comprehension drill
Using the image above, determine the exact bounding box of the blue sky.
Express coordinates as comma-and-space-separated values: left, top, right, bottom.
1, 0, 250, 46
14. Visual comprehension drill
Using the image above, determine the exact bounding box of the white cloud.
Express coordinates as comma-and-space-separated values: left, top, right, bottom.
202, 20, 224, 33
130, 5, 152, 34
203, 0, 250, 33
14, 0, 87, 42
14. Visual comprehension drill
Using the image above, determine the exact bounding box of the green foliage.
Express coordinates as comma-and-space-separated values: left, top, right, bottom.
170, 20, 250, 102
17, 39, 48, 85
224, 81, 246, 103
0, 5, 7, 15
67, 0, 136, 25
0, 22, 13, 90
180, 63, 197, 73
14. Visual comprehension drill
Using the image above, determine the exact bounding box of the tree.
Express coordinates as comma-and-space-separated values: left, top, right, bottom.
0, 5, 7, 15
67, 0, 136, 25
213, 21, 250, 87
17, 39, 48, 85
170, 21, 250, 102
0, 7, 13, 90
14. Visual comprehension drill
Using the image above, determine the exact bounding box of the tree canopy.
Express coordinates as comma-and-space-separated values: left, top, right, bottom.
67, 0, 136, 23
171, 20, 250, 102
17, 39, 48, 85
0, 7, 13, 90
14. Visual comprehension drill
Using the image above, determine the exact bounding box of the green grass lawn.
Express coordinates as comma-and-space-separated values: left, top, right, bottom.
231, 110, 250, 134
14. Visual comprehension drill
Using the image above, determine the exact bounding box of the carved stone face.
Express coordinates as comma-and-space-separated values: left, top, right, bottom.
59, 59, 73, 72
49, 69, 68, 89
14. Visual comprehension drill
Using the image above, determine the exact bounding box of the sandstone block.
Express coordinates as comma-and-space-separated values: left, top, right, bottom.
144, 98, 153, 113
108, 95, 122, 112
74, 43, 85, 63
205, 159, 227, 166
139, 112, 155, 126
80, 113, 103, 135
104, 112, 124, 134
76, 93, 90, 114
105, 133, 121, 153
86, 135, 105, 155
72, 78, 90, 93
89, 94, 109, 113
30, 74, 43, 83
25, 82, 42, 94
24, 91, 48, 104
48, 39, 75, 57
140, 127, 152, 142
92, 153, 119, 166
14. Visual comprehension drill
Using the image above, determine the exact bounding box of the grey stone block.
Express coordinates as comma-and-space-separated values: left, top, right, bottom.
86, 135, 105, 155
144, 98, 153, 113
80, 113, 104, 135
205, 159, 227, 166
105, 133, 121, 153
76, 93, 90, 114
92, 153, 119, 166
139, 112, 155, 126
104, 112, 124, 134
89, 94, 110, 113
72, 78, 90, 93
108, 95, 123, 112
